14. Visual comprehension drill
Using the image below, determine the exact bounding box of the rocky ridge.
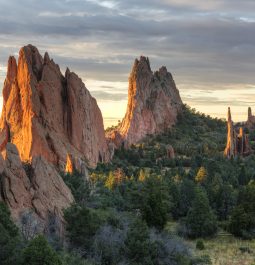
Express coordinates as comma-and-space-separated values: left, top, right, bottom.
107, 56, 183, 148
0, 45, 110, 171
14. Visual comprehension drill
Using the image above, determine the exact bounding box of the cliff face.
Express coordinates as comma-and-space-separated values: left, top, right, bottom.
224, 107, 252, 158
0, 45, 109, 170
0, 143, 74, 232
107, 56, 183, 147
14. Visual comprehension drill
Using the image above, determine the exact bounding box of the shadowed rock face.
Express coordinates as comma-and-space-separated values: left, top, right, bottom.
0, 143, 74, 231
0, 45, 110, 170
224, 107, 252, 158
107, 56, 183, 147
246, 107, 255, 128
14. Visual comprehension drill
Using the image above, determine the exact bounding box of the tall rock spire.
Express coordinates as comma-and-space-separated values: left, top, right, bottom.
0, 45, 110, 170
107, 56, 183, 147
248, 107, 252, 120
246, 107, 255, 128
224, 107, 252, 158
227, 107, 232, 122
224, 107, 236, 158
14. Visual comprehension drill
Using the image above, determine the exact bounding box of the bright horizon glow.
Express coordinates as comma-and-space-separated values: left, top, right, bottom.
0, 74, 253, 129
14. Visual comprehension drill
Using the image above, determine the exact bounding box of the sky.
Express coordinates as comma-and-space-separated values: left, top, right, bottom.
0, 0, 255, 128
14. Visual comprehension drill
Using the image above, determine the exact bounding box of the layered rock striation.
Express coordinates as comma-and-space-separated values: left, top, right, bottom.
107, 56, 183, 147
224, 107, 252, 158
0, 45, 109, 170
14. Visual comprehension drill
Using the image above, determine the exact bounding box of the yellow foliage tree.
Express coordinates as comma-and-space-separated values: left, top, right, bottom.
114, 168, 126, 185
105, 171, 115, 190
195, 167, 207, 183
138, 169, 147, 182
105, 168, 126, 189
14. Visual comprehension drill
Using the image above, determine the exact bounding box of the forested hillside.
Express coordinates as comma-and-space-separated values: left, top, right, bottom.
3, 105, 255, 265
62, 105, 255, 264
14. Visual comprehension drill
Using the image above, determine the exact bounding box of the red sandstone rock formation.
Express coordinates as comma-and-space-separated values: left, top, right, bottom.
246, 107, 255, 128
237, 127, 252, 156
107, 56, 183, 147
224, 107, 252, 158
0, 45, 109, 170
224, 107, 236, 158
0, 143, 73, 230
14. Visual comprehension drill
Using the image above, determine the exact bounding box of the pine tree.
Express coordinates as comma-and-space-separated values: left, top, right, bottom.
184, 188, 217, 238
0, 202, 21, 265
125, 218, 153, 265
64, 205, 101, 250
141, 177, 168, 230
22, 235, 62, 265
229, 184, 255, 238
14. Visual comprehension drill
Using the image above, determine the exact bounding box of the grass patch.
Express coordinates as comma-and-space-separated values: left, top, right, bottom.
167, 222, 255, 265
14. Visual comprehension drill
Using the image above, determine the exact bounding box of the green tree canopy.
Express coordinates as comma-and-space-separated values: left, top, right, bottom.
141, 176, 169, 230
0, 202, 21, 265
184, 187, 217, 238
22, 235, 62, 265
64, 204, 101, 250
125, 218, 153, 265
229, 184, 255, 238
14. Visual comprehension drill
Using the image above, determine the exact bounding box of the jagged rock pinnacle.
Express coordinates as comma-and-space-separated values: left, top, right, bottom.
107, 56, 183, 147
0, 44, 110, 170
224, 107, 252, 158
246, 107, 255, 128
227, 107, 232, 122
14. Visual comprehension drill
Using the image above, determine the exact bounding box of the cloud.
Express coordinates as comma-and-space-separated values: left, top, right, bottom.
0, 65, 6, 76
0, 0, 255, 122
90, 91, 127, 101
38, 11, 90, 18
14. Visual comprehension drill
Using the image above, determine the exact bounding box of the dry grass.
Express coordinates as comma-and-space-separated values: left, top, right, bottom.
167, 222, 255, 265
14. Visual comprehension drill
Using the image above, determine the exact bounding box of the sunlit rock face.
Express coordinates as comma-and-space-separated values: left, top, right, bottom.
224, 107, 236, 158
65, 154, 73, 174
107, 56, 183, 147
0, 45, 110, 170
0, 143, 74, 231
224, 107, 252, 158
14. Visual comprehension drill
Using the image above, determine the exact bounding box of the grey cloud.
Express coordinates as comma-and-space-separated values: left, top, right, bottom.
183, 96, 255, 106
90, 90, 127, 101
100, 85, 117, 89
0, 0, 255, 99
